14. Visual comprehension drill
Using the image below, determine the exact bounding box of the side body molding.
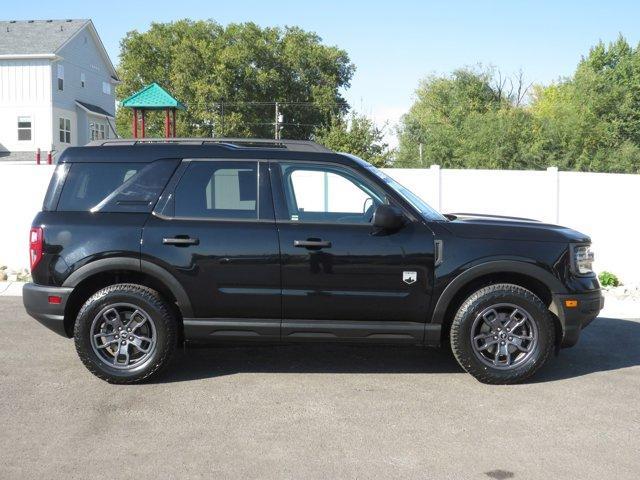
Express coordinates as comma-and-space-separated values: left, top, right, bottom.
61, 257, 194, 318
430, 260, 567, 326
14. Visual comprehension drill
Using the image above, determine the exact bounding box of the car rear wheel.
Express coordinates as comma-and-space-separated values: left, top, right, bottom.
74, 284, 177, 384
450, 283, 555, 384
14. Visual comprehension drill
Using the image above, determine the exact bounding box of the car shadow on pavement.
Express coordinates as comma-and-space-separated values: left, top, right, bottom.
158, 343, 462, 383
155, 317, 640, 384
532, 317, 640, 383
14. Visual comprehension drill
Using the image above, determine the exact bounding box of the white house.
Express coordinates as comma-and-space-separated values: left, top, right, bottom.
0, 19, 119, 161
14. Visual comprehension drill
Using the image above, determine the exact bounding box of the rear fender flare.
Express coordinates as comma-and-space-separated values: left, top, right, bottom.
61, 257, 193, 317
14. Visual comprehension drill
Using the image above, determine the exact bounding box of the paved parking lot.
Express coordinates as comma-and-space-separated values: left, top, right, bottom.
1, 296, 639, 479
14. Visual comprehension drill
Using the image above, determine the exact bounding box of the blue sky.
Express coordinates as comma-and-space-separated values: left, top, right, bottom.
5, 0, 640, 142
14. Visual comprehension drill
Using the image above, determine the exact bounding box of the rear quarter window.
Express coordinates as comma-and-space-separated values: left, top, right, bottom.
56, 160, 179, 212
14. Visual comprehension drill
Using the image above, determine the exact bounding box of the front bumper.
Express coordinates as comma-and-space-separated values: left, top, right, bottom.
550, 289, 604, 348
23, 283, 73, 337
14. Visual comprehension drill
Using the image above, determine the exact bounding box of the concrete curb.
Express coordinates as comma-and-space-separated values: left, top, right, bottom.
0, 282, 25, 297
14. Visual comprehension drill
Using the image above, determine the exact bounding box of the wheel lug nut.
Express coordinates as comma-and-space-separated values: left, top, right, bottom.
494, 336, 498, 340
500, 341, 505, 345
121, 341, 126, 345
127, 328, 131, 332
508, 336, 513, 341
118, 327, 122, 330
129, 336, 134, 341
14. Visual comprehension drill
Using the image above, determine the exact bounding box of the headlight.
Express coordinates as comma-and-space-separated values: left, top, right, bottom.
571, 244, 594, 275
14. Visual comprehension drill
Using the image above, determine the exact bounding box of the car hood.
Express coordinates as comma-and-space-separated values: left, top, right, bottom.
441, 213, 590, 243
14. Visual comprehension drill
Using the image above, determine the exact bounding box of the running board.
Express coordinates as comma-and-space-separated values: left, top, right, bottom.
184, 318, 441, 345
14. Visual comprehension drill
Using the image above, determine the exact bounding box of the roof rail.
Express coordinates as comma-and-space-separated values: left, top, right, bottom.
85, 138, 333, 153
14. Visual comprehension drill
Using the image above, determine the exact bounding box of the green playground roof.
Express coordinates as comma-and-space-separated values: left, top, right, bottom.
121, 82, 186, 110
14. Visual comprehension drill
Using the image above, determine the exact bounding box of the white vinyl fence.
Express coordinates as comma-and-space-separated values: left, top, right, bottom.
1, 164, 639, 282
0, 164, 55, 275
384, 166, 640, 283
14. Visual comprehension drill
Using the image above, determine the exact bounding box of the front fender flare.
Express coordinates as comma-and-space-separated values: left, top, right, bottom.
431, 260, 566, 326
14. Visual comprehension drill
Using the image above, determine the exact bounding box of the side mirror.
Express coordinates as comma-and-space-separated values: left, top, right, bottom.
372, 204, 405, 231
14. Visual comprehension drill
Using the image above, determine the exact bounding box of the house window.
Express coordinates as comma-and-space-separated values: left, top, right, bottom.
80, 72, 85, 88
102, 82, 111, 95
89, 122, 106, 141
57, 65, 64, 91
90, 122, 107, 141
18, 117, 32, 141
59, 118, 71, 143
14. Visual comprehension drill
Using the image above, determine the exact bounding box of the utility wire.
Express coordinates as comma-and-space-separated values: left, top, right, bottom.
118, 100, 349, 108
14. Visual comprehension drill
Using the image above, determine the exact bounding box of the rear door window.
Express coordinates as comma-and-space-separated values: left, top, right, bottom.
173, 161, 258, 219
57, 160, 179, 212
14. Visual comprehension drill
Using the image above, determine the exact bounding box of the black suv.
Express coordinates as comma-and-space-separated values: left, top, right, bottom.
23, 139, 603, 384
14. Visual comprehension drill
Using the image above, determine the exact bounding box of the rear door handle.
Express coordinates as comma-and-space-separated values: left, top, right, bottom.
294, 239, 332, 249
163, 236, 199, 246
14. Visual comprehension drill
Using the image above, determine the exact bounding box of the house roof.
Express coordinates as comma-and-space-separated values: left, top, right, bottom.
0, 19, 88, 55
121, 83, 186, 110
76, 100, 114, 118
0, 19, 119, 80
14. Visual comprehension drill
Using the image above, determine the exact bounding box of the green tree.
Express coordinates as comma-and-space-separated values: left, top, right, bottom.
313, 113, 390, 166
115, 20, 354, 139
397, 37, 640, 173
397, 67, 538, 168
531, 35, 640, 172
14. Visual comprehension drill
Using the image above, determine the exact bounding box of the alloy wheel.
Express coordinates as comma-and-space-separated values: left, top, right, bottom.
89, 303, 157, 370
470, 303, 538, 370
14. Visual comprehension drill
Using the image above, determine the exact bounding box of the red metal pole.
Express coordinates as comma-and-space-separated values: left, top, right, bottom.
165, 109, 170, 138
132, 108, 138, 138
172, 109, 176, 138
36, 148, 41, 165
46, 151, 52, 165
141, 110, 146, 138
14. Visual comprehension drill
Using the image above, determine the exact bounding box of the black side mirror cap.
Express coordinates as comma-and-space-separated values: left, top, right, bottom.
372, 204, 405, 230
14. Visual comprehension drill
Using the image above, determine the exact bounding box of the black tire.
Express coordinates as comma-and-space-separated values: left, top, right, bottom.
450, 283, 555, 384
74, 284, 177, 384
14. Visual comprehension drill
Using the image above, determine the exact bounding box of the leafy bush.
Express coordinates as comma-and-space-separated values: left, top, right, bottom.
598, 271, 620, 287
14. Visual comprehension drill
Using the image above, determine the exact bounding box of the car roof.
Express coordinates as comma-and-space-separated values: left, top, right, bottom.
58, 138, 360, 165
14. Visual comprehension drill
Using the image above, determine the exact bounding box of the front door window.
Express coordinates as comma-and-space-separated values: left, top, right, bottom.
280, 163, 385, 224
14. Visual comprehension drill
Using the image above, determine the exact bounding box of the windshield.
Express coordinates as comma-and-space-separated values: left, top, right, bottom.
365, 165, 447, 221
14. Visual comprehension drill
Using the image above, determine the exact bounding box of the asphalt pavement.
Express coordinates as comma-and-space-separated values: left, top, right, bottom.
1, 296, 638, 479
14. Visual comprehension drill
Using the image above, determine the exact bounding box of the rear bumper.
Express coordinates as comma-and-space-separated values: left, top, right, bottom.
551, 289, 604, 348
22, 283, 73, 337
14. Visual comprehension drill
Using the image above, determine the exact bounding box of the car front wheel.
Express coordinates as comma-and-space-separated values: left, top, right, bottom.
450, 283, 555, 384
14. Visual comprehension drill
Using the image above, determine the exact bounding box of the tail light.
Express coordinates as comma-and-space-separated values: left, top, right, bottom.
29, 227, 43, 271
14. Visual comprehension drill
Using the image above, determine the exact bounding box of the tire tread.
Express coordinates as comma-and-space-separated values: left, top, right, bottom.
73, 283, 176, 384
450, 283, 554, 384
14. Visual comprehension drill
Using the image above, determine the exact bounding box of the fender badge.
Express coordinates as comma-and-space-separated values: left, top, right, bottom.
403, 271, 417, 284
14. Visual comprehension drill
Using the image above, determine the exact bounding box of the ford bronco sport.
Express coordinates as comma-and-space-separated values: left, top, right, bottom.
23, 138, 603, 384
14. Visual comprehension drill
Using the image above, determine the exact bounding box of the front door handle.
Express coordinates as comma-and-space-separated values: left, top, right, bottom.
294, 239, 332, 249
163, 236, 199, 246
